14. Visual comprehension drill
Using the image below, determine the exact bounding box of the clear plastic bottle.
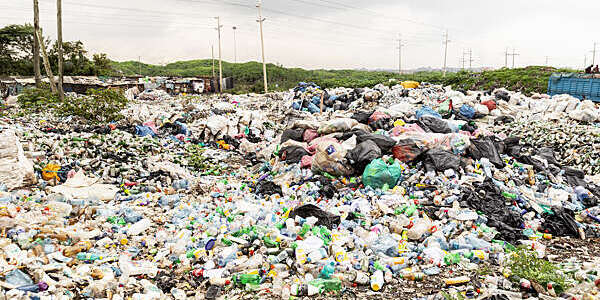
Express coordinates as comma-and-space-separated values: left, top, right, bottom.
407, 217, 431, 240
118, 254, 158, 281
5, 269, 33, 286
370, 270, 384, 291
127, 218, 152, 236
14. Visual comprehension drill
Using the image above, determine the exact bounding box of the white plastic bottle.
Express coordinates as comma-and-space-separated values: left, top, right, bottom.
127, 219, 152, 236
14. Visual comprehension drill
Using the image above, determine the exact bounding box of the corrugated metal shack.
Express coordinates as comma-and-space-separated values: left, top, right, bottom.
2, 76, 230, 99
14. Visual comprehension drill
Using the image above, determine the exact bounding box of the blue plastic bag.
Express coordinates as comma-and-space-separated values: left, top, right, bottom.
459, 104, 475, 119
311, 95, 321, 106
415, 106, 442, 120
175, 121, 190, 136
135, 125, 156, 137
308, 103, 320, 114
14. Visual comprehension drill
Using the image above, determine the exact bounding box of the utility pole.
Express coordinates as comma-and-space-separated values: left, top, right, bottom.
442, 30, 450, 77
396, 35, 405, 74
508, 48, 519, 68
56, 0, 64, 100
211, 45, 215, 78
461, 50, 466, 70
468, 49, 473, 70
33, 0, 41, 87
256, 0, 268, 93
504, 48, 509, 68
584, 54, 587, 70
232, 26, 237, 64
591, 42, 597, 66
545, 56, 549, 66
214, 17, 223, 93
36, 29, 56, 93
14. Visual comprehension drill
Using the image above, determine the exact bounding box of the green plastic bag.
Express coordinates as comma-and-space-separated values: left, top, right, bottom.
362, 158, 403, 189
438, 99, 452, 115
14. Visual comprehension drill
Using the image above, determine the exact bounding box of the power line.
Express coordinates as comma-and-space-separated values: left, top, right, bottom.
297, 0, 449, 31
181, 0, 443, 40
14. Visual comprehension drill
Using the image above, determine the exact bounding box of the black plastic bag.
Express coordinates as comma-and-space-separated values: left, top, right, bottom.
352, 129, 396, 153
535, 147, 561, 167
563, 167, 586, 187
256, 181, 283, 196
540, 207, 579, 238
280, 146, 310, 164
425, 149, 462, 172
280, 129, 305, 143
288, 204, 340, 229
346, 140, 382, 174
495, 90, 510, 101
482, 295, 510, 300
468, 136, 505, 168
351, 110, 374, 124
501, 137, 521, 155
333, 102, 348, 111
418, 115, 452, 133
494, 116, 514, 125
317, 176, 336, 199
463, 180, 525, 243
461, 122, 477, 133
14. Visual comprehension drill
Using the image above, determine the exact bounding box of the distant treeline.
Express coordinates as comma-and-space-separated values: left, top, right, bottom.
2, 24, 575, 95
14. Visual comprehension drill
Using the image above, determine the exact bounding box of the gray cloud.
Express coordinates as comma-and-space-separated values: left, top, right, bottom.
2, 0, 598, 70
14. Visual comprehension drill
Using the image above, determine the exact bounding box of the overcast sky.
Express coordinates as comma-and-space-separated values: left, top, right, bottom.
2, 0, 599, 70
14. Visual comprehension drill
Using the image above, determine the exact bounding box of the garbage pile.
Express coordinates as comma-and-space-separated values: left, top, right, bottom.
138, 89, 174, 102
290, 82, 385, 114
1, 83, 600, 299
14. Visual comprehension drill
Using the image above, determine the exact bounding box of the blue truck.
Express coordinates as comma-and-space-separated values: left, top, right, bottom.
548, 73, 600, 102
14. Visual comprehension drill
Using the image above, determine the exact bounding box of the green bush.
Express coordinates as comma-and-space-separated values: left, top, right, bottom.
58, 88, 129, 123
508, 249, 570, 294
17, 84, 60, 111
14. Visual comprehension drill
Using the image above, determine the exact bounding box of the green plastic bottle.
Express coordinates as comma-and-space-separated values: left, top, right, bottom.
233, 274, 261, 285
262, 236, 279, 248
404, 205, 417, 217
373, 260, 386, 271
299, 223, 311, 236
501, 191, 517, 200
444, 253, 461, 265
308, 278, 342, 293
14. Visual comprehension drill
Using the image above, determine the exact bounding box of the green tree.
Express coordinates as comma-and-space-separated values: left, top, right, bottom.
93, 53, 113, 76
0, 24, 35, 75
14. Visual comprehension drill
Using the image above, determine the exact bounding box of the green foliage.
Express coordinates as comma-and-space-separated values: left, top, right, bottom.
441, 290, 465, 300
113, 60, 576, 95
17, 84, 59, 111
1, 23, 113, 76
0, 24, 36, 75
92, 53, 113, 76
186, 144, 210, 171
396, 66, 577, 95
185, 144, 230, 175
508, 249, 570, 294
58, 88, 129, 123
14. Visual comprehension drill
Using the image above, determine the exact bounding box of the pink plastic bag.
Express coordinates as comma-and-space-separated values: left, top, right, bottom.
300, 155, 313, 168
303, 129, 319, 143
